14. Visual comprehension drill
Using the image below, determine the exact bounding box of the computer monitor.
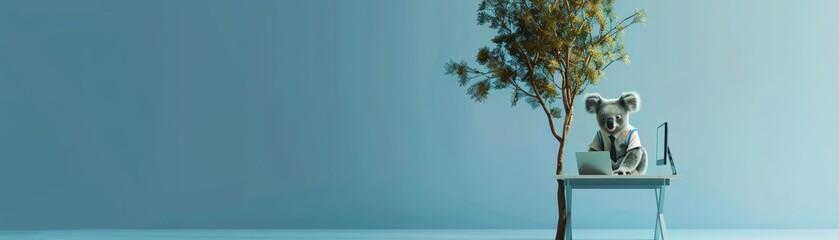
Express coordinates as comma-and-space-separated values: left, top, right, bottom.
656, 122, 668, 166
656, 122, 677, 175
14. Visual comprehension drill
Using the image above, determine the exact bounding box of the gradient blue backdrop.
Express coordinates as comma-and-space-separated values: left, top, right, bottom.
0, 0, 836, 229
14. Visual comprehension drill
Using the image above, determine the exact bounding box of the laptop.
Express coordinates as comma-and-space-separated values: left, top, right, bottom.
576, 151, 613, 175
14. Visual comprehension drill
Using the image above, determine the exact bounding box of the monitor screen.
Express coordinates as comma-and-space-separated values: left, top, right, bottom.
656, 122, 668, 165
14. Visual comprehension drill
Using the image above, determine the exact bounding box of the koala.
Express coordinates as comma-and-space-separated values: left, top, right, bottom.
584, 91, 647, 175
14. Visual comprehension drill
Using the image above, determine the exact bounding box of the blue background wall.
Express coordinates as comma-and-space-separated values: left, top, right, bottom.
1, 0, 837, 229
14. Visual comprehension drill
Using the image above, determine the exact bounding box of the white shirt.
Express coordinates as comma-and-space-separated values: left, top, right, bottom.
589, 125, 642, 159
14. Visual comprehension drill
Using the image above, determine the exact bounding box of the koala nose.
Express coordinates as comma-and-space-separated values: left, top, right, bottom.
606, 118, 615, 129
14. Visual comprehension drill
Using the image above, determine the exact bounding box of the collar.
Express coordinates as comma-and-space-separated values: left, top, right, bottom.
601, 124, 635, 139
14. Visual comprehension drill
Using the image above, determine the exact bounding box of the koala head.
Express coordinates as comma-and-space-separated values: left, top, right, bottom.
584, 92, 641, 135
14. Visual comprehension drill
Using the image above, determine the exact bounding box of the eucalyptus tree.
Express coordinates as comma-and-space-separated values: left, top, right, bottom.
444, 0, 645, 238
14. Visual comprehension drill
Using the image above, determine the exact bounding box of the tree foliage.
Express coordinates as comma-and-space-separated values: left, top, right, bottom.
445, 0, 645, 141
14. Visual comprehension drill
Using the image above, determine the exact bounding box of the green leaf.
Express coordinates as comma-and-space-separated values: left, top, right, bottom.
476, 47, 491, 64
632, 9, 647, 25
550, 107, 562, 119
444, 60, 471, 86
548, 60, 560, 69
510, 90, 520, 107
467, 79, 491, 102
524, 97, 539, 110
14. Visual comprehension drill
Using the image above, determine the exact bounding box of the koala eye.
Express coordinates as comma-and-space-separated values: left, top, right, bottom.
616, 115, 622, 120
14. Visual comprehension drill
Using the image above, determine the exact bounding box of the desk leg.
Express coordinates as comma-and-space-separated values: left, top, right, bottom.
654, 186, 667, 240
654, 189, 660, 240
565, 181, 572, 240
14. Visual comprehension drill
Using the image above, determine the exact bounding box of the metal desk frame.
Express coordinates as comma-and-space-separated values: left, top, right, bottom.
556, 175, 680, 240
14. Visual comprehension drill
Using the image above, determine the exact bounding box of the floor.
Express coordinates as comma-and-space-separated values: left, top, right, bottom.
0, 229, 837, 240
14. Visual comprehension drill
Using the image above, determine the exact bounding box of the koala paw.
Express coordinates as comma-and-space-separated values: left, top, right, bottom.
612, 169, 627, 175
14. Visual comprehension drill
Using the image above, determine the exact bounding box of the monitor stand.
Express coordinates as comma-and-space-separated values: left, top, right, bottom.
667, 146, 677, 175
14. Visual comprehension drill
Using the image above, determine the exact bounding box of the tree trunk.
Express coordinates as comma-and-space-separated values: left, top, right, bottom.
554, 146, 567, 240
555, 109, 573, 240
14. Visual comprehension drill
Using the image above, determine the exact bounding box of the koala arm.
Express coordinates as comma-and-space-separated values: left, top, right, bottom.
613, 147, 644, 175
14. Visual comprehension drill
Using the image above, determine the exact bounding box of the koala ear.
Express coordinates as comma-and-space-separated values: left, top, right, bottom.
584, 93, 602, 114
620, 91, 641, 112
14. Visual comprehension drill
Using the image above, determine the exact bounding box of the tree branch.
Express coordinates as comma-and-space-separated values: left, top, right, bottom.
592, 12, 642, 47
534, 91, 563, 142
525, 61, 562, 142
602, 57, 621, 70
510, 80, 537, 98
548, 71, 563, 91
578, 81, 591, 95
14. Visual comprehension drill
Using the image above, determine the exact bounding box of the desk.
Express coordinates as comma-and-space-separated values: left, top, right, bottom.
556, 175, 680, 240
